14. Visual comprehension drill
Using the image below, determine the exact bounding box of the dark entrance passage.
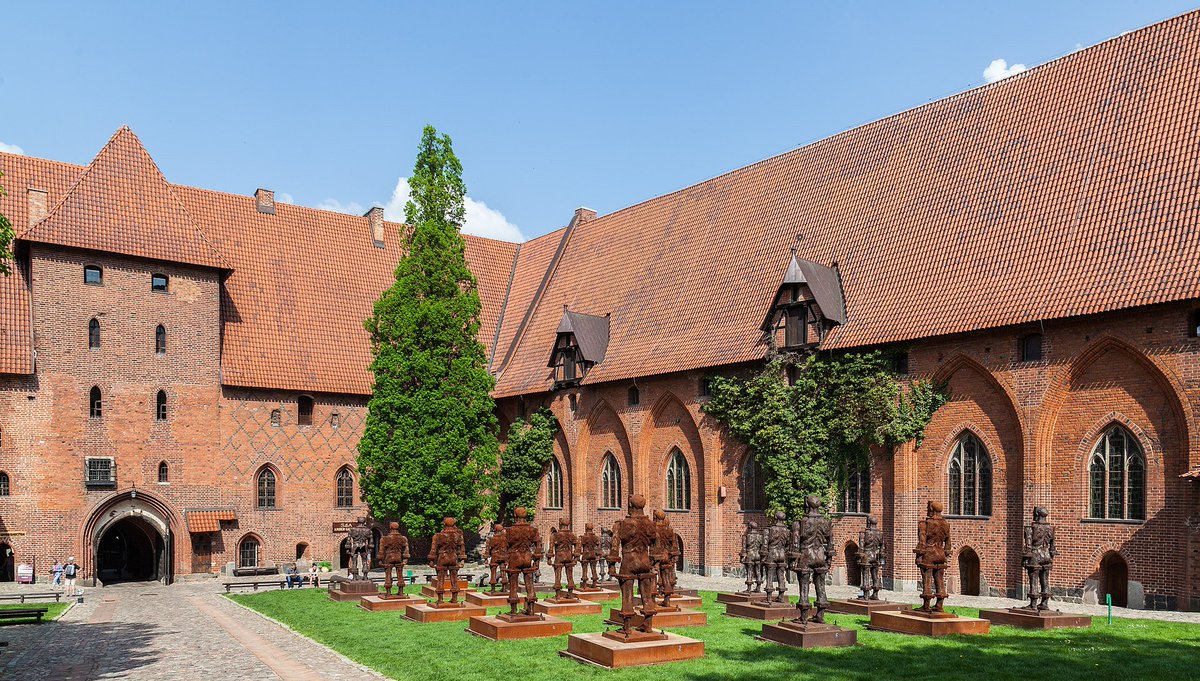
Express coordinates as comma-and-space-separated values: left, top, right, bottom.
1101, 552, 1129, 607
97, 517, 164, 583
844, 542, 861, 587
0, 543, 13, 582
675, 534, 684, 572
339, 537, 351, 570
958, 546, 981, 596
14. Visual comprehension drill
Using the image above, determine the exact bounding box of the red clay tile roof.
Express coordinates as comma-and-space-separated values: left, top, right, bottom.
489, 227, 569, 371
20, 127, 228, 270
492, 11, 1200, 396
0, 154, 86, 373
185, 509, 237, 533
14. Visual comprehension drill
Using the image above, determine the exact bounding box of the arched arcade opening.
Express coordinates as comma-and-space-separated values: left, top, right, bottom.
96, 517, 164, 583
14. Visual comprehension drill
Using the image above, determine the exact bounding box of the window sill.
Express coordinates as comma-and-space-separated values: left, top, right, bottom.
598, 507, 621, 511
255, 507, 283, 512
833, 512, 870, 518
543, 507, 563, 511
1080, 517, 1144, 525
664, 508, 691, 514
737, 510, 767, 514
945, 514, 991, 521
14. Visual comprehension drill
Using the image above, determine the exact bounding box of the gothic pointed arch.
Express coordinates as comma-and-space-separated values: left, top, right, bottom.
642, 391, 704, 514
577, 398, 633, 512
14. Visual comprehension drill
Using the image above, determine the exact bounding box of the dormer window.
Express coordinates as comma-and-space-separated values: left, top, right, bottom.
549, 307, 609, 389
761, 251, 846, 351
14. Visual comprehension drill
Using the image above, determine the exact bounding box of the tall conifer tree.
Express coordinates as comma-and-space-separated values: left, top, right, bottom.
358, 126, 498, 536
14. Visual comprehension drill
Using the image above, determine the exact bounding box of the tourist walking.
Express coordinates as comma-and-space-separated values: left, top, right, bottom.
62, 557, 81, 596
50, 560, 64, 589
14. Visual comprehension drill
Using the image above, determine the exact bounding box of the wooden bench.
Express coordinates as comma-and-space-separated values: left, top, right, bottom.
0, 607, 49, 623
231, 566, 279, 577
0, 593, 62, 603
424, 573, 475, 584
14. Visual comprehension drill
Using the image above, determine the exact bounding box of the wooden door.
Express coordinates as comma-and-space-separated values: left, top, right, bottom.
1102, 553, 1128, 607
191, 535, 212, 574
958, 548, 980, 596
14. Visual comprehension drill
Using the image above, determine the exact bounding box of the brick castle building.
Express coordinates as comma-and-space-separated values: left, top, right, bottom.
3, 11, 1200, 610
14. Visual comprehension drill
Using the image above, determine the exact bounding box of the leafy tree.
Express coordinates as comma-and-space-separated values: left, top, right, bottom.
704, 350, 947, 518
0, 172, 14, 275
358, 126, 499, 536
496, 408, 559, 523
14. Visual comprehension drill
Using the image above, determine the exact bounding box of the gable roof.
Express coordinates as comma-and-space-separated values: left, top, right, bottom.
492, 10, 1200, 396
760, 254, 847, 329
551, 309, 610, 365
20, 127, 228, 270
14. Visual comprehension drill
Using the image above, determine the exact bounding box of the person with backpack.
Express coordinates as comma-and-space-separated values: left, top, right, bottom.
62, 557, 81, 596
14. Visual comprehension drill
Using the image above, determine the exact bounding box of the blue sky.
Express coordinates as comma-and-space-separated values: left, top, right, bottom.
2, 1, 1197, 241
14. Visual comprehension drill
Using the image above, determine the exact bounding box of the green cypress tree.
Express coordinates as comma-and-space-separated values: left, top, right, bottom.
358, 126, 499, 536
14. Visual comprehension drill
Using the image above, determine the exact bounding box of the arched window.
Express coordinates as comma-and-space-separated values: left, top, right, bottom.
151, 273, 169, 292
0, 472, 9, 496
84, 265, 103, 285
628, 384, 640, 406
741, 452, 766, 512
257, 468, 277, 509
947, 433, 991, 517
238, 536, 260, 568
155, 325, 166, 354
336, 468, 354, 508
298, 396, 314, 426
88, 318, 100, 349
600, 453, 622, 509
666, 449, 691, 511
1020, 333, 1043, 362
838, 465, 870, 514
1088, 425, 1145, 520
545, 458, 563, 509
89, 386, 103, 418
158, 461, 169, 483
155, 390, 167, 421
270, 409, 281, 427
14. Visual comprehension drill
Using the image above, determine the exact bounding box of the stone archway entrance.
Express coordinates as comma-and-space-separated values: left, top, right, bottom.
1101, 552, 1129, 607
0, 543, 13, 582
844, 542, 861, 587
958, 547, 981, 596
86, 491, 176, 586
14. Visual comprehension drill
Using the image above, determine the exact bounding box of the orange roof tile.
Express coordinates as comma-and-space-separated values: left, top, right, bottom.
185, 509, 237, 533
489, 226, 569, 371
493, 11, 1200, 396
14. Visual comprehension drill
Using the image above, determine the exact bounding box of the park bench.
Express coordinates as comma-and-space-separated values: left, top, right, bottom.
224, 577, 319, 593
0, 592, 62, 603
231, 566, 279, 577
424, 573, 475, 584
0, 607, 49, 623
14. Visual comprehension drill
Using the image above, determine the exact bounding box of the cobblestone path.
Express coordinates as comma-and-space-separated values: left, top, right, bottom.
0, 581, 387, 680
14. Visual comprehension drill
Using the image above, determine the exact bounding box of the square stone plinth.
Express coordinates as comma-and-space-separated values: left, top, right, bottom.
576, 588, 621, 602
560, 632, 704, 669
420, 584, 475, 599
724, 601, 802, 620
533, 599, 603, 616
673, 588, 699, 597
869, 610, 990, 636
327, 581, 378, 602
359, 595, 423, 611
661, 595, 702, 609
608, 608, 708, 628
403, 603, 487, 623
716, 592, 760, 604
758, 621, 858, 648
979, 609, 1092, 629
827, 599, 911, 616
467, 615, 573, 640
465, 591, 525, 607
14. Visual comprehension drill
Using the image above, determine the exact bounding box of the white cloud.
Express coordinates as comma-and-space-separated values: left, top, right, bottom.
382, 177, 524, 242
276, 192, 295, 205
0, 141, 25, 155
317, 198, 366, 215
983, 58, 1027, 83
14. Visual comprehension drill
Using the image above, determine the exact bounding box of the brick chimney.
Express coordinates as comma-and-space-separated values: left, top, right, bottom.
255, 188, 275, 215
573, 207, 597, 225
366, 206, 385, 246
27, 188, 48, 226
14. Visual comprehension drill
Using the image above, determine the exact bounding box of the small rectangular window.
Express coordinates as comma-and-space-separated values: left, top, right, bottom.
151, 274, 169, 292
84, 265, 103, 285
85, 457, 116, 488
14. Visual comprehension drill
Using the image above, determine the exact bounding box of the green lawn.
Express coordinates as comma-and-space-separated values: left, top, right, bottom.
229, 587, 1200, 681
0, 601, 70, 625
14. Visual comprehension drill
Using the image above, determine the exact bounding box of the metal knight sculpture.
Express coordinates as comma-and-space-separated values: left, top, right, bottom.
427, 516, 467, 605
346, 517, 373, 581
501, 507, 544, 620
914, 500, 951, 613
599, 528, 613, 580
1020, 506, 1057, 611
740, 521, 764, 593
548, 517, 580, 600
652, 510, 679, 609
377, 521, 410, 598
790, 495, 833, 624
856, 515, 885, 600
605, 494, 664, 641
579, 523, 601, 589
759, 511, 790, 603
484, 522, 508, 593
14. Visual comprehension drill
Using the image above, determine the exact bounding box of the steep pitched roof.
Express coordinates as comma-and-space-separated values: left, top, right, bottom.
489, 226, 569, 370
551, 309, 610, 365
20, 127, 228, 270
493, 10, 1200, 396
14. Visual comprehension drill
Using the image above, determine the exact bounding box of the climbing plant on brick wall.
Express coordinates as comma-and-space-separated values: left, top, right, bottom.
497, 408, 559, 523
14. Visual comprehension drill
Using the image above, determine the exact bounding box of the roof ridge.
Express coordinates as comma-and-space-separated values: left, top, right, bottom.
493, 221, 576, 377
487, 242, 522, 371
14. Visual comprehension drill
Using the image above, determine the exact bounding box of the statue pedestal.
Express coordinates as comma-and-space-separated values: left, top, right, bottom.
979, 608, 1092, 629
420, 582, 474, 599
560, 631, 704, 668
359, 595, 422, 611
467, 614, 572, 640
607, 607, 707, 628
327, 579, 378, 602
868, 609, 990, 636
576, 588, 621, 602
661, 595, 702, 609
716, 591, 760, 604
465, 591, 524, 607
723, 601, 802, 620
758, 620, 858, 648
827, 598, 910, 615
533, 599, 603, 616
403, 602, 486, 623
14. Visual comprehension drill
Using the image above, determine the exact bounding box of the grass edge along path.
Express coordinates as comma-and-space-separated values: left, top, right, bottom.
229, 587, 1200, 681
0, 601, 70, 625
